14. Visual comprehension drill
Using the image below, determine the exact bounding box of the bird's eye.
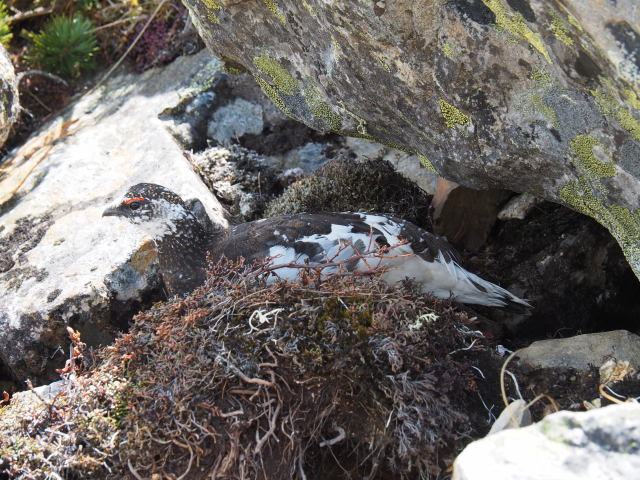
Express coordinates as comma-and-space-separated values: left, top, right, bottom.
129, 202, 140, 211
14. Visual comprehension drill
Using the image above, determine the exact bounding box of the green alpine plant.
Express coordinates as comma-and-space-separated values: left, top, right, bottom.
25, 14, 98, 79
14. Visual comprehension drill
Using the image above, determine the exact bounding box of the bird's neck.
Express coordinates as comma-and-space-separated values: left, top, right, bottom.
154, 217, 226, 296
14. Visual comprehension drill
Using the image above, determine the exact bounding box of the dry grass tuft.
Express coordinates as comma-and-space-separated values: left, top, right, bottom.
1, 258, 490, 479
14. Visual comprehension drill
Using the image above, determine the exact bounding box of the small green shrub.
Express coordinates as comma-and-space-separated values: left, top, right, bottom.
25, 14, 98, 79
0, 1, 12, 47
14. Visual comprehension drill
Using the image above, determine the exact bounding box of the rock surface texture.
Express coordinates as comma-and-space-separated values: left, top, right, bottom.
0, 51, 227, 384
453, 402, 640, 480
0, 44, 19, 147
516, 330, 640, 372
183, 0, 640, 280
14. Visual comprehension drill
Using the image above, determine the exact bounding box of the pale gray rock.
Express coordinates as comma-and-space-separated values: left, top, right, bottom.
207, 97, 264, 145
276, 141, 328, 173
498, 193, 541, 221
188, 145, 280, 220
453, 403, 640, 480
488, 400, 532, 435
0, 44, 18, 148
0, 50, 228, 384
183, 0, 640, 281
12, 380, 65, 404
345, 137, 439, 195
516, 330, 640, 372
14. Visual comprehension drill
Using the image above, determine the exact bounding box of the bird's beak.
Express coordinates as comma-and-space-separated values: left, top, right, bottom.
102, 205, 120, 217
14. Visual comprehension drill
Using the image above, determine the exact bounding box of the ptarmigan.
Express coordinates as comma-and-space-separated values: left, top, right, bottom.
103, 183, 530, 309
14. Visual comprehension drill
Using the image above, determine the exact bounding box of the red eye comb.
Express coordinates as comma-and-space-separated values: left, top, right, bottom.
123, 197, 145, 205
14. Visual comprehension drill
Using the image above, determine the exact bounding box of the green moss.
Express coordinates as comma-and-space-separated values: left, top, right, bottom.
0, 1, 12, 46
202, 0, 222, 23
253, 54, 299, 95
592, 87, 640, 141
265, 156, 432, 225
569, 135, 616, 178
417, 153, 438, 174
303, 84, 342, 130
263, 0, 287, 24
531, 94, 560, 128
253, 74, 291, 115
549, 11, 573, 46
438, 99, 471, 128
302, 0, 317, 16
482, 0, 552, 63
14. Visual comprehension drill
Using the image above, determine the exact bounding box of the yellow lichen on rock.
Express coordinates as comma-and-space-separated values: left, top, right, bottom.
302, 0, 317, 16
531, 94, 560, 128
263, 0, 286, 24
443, 42, 456, 58
623, 89, 640, 110
592, 87, 640, 141
438, 99, 471, 129
202, 0, 222, 23
557, 133, 639, 278
253, 74, 290, 115
253, 54, 298, 95
549, 10, 574, 47
569, 135, 616, 179
566, 13, 583, 32
303, 83, 342, 130
559, 178, 640, 278
482, 0, 552, 63
417, 153, 438, 173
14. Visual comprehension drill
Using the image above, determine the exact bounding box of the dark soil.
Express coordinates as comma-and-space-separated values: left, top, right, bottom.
473, 201, 640, 344
510, 363, 640, 419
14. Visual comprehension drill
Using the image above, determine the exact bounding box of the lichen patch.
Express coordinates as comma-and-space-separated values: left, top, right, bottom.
569, 135, 616, 179
201, 0, 222, 23
549, 10, 574, 47
591, 85, 640, 141
438, 99, 471, 129
253, 54, 299, 95
263, 0, 287, 24
482, 0, 552, 63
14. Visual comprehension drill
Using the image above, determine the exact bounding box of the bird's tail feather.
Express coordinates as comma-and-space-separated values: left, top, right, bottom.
437, 252, 532, 310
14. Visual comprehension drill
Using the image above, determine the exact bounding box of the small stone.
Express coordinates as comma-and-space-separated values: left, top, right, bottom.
497, 193, 541, 221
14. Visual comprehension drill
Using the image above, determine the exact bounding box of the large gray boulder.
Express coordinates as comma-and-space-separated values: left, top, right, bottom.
453, 403, 640, 480
0, 51, 227, 385
183, 0, 640, 280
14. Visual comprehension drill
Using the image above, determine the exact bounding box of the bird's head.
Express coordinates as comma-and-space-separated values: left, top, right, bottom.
103, 183, 191, 236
